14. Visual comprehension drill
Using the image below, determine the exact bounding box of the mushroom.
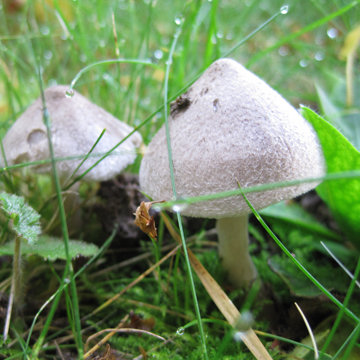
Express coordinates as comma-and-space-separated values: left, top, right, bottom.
139, 58, 325, 287
0, 85, 142, 182
1, 85, 142, 233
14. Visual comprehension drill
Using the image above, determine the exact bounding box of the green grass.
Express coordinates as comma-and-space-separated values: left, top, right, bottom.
1, 0, 360, 359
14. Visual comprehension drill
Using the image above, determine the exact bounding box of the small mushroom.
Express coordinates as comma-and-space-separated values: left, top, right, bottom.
1, 85, 142, 181
139, 58, 325, 287
1, 85, 142, 234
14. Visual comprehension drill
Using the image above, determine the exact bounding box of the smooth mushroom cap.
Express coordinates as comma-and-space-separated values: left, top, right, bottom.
1, 85, 142, 181
139, 58, 325, 218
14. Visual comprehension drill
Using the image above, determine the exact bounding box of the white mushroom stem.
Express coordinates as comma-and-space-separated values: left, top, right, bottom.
216, 216, 257, 287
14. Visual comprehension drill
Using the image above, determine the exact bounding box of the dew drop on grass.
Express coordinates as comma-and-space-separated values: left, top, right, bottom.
314, 51, 325, 61
154, 49, 163, 60
172, 203, 188, 213
40, 25, 50, 36
280, 5, 289, 14
299, 59, 309, 68
152, 204, 162, 213
44, 50, 53, 60
65, 89, 74, 98
327, 27, 338, 39
64, 278, 70, 284
278, 46, 289, 57
174, 16, 183, 26
233, 331, 244, 343
216, 32, 223, 39
235, 310, 254, 331
176, 327, 185, 336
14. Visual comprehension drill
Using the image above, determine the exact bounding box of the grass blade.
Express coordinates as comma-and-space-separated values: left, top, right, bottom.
238, 186, 359, 324
247, 1, 360, 66
163, 21, 209, 360
37, 70, 84, 357
161, 213, 273, 360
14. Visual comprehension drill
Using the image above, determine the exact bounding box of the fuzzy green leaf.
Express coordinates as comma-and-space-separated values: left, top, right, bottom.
260, 201, 339, 240
301, 106, 360, 244
0, 192, 41, 244
0, 235, 99, 261
269, 254, 350, 297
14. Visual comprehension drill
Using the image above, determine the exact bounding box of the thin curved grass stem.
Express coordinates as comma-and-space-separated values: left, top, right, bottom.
3, 236, 21, 341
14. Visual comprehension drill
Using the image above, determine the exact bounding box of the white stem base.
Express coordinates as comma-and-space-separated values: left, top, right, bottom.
216, 216, 257, 287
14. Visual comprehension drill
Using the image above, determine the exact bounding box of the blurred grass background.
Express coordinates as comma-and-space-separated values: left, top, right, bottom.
1, 0, 358, 141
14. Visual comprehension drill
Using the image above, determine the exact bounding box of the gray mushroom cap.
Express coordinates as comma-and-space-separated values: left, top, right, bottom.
1, 85, 142, 181
139, 58, 325, 218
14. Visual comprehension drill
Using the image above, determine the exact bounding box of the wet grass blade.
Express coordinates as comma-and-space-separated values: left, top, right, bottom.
161, 213, 273, 360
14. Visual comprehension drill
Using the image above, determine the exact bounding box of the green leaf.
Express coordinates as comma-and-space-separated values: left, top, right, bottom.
268, 254, 350, 297
301, 107, 360, 244
0, 235, 99, 261
0, 192, 41, 244
316, 84, 360, 150
260, 201, 339, 240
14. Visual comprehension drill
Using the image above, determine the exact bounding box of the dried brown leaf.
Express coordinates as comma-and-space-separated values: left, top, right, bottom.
134, 201, 163, 239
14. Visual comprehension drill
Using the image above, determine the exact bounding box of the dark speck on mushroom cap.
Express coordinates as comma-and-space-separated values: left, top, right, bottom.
170, 94, 191, 118
139, 58, 325, 218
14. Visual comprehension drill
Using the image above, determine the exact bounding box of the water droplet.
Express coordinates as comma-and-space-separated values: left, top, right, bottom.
216, 32, 223, 39
40, 25, 50, 36
154, 49, 163, 60
65, 89, 74, 98
64, 278, 70, 284
176, 327, 185, 336
152, 204, 162, 213
314, 51, 324, 61
44, 50, 53, 60
278, 46, 289, 57
233, 331, 244, 343
299, 59, 308, 68
280, 5, 289, 14
172, 203, 188, 213
174, 16, 183, 26
235, 310, 254, 331
327, 27, 338, 39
